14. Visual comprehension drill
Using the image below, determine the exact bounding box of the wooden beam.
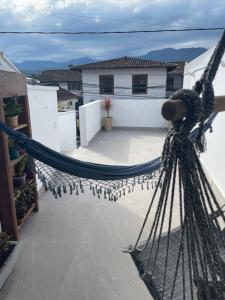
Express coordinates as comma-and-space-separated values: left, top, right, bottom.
161, 95, 225, 121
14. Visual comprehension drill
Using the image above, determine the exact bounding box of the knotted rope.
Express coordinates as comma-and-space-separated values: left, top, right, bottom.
132, 29, 225, 299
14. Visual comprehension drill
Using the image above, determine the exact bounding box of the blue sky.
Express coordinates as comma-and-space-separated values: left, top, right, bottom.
0, 0, 224, 62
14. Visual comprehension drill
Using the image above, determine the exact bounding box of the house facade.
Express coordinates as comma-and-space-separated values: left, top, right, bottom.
74, 57, 176, 103
57, 87, 78, 111
38, 69, 82, 96
166, 61, 185, 98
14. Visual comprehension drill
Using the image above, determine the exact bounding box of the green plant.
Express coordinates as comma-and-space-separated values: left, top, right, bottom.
17, 155, 28, 176
4, 98, 23, 118
15, 196, 28, 219
0, 233, 10, 254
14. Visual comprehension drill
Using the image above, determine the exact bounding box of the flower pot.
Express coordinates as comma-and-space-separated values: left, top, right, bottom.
9, 148, 20, 160
6, 115, 19, 128
103, 117, 113, 132
0, 242, 21, 290
13, 173, 26, 188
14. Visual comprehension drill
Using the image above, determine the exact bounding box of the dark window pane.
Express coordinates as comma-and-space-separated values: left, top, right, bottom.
99, 75, 114, 94
166, 77, 174, 91
68, 82, 82, 91
132, 75, 148, 94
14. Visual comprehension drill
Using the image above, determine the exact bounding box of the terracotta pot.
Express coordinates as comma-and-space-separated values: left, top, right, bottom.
103, 117, 113, 132
6, 115, 19, 128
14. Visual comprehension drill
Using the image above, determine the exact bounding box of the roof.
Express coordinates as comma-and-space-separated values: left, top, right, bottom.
167, 61, 185, 73
57, 87, 77, 101
74, 56, 177, 70
38, 69, 82, 83
0, 51, 20, 73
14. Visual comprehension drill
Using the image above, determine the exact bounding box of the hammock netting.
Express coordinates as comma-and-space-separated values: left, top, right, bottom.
1, 29, 225, 300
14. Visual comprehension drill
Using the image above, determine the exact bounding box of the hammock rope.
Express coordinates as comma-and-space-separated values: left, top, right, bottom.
127, 29, 225, 299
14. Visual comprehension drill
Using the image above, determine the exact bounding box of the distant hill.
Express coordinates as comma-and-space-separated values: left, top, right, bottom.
14, 57, 96, 74
140, 47, 207, 62
13, 47, 207, 74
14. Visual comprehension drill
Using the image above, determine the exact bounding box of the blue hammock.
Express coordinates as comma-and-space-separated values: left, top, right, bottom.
0, 113, 216, 200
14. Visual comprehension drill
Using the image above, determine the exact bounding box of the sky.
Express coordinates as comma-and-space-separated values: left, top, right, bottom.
0, 0, 224, 62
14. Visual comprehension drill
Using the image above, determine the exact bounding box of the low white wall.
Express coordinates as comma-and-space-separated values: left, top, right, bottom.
57, 111, 77, 153
27, 84, 60, 190
28, 85, 60, 151
109, 99, 168, 128
184, 47, 225, 198
79, 99, 168, 146
79, 100, 102, 146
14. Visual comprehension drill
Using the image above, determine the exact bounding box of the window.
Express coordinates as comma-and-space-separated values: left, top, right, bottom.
166, 77, 174, 91
68, 81, 82, 91
132, 74, 148, 94
99, 75, 114, 94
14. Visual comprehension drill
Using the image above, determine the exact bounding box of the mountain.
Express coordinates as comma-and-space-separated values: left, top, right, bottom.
13, 47, 207, 74
14, 57, 96, 74
140, 47, 207, 62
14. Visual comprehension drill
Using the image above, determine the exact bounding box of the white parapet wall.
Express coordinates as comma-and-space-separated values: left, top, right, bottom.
109, 99, 168, 128
79, 100, 102, 146
57, 111, 77, 153
79, 99, 168, 147
27, 84, 60, 152
27, 84, 60, 191
184, 46, 225, 199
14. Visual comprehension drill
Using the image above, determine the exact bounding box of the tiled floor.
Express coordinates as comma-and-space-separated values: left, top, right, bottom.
0, 128, 167, 300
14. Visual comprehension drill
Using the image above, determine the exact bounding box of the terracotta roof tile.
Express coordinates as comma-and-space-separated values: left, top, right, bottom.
75, 56, 177, 70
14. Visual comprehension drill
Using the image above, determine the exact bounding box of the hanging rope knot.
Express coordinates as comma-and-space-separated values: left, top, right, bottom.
195, 80, 215, 152
169, 88, 201, 133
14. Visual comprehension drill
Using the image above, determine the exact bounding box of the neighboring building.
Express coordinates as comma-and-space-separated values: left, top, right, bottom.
38, 69, 82, 96
57, 87, 77, 111
0, 51, 20, 72
74, 56, 176, 103
166, 61, 185, 98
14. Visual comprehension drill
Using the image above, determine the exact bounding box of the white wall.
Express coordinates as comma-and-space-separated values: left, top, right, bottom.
79, 99, 168, 146
79, 100, 102, 146
109, 99, 168, 128
82, 68, 167, 103
27, 85, 60, 190
27, 85, 60, 152
57, 111, 77, 152
184, 46, 225, 197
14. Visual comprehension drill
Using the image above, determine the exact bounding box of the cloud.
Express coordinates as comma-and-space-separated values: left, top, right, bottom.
0, 0, 224, 62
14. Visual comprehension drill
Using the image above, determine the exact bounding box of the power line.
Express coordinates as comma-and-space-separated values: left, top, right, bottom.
0, 27, 224, 35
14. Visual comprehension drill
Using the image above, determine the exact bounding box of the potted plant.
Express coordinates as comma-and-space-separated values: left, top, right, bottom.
4, 98, 23, 128
103, 98, 113, 132
8, 138, 20, 160
0, 233, 21, 290
13, 155, 27, 188
15, 181, 36, 221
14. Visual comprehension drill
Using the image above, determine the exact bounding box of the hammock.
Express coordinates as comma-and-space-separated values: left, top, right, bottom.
0, 113, 216, 200
0, 27, 225, 300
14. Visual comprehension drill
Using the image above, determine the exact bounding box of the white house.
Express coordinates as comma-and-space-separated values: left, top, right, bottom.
183, 45, 225, 200
74, 57, 177, 103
